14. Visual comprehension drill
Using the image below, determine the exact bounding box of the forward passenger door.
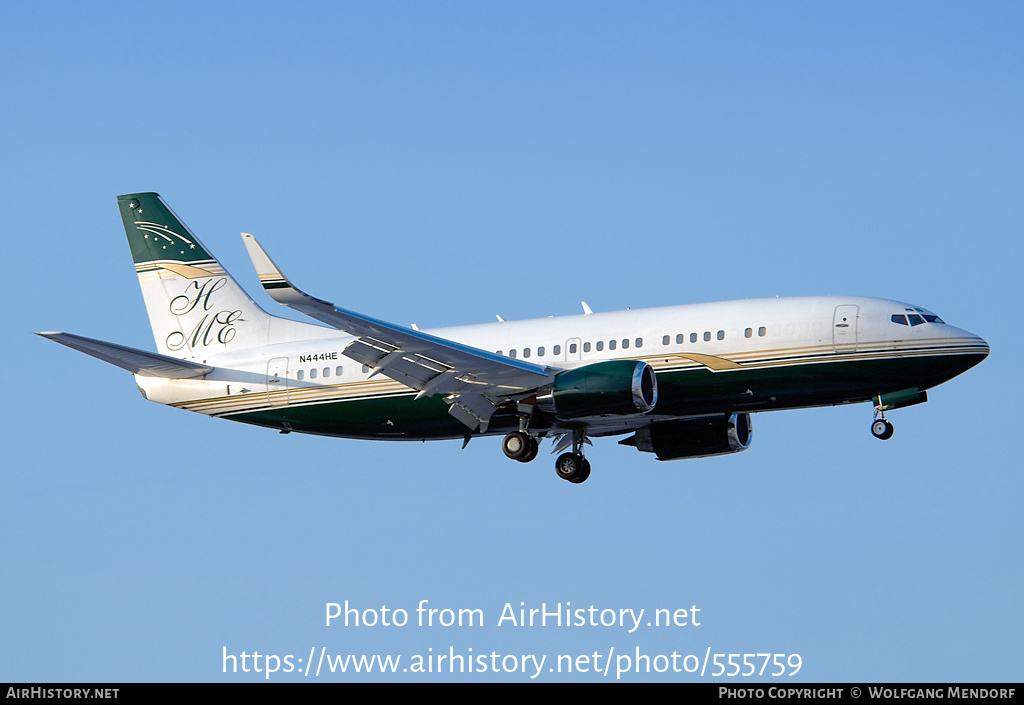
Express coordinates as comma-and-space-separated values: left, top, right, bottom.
832, 306, 859, 353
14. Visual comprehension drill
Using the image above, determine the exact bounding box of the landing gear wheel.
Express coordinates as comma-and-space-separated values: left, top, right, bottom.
519, 436, 539, 463
571, 458, 591, 484
502, 431, 532, 460
555, 453, 590, 483
871, 419, 894, 440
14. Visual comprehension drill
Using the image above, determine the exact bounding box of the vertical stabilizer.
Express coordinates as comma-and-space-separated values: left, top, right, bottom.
116, 192, 315, 357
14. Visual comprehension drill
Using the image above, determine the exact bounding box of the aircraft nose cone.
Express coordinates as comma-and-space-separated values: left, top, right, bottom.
957, 328, 989, 355
946, 326, 989, 369
929, 325, 991, 385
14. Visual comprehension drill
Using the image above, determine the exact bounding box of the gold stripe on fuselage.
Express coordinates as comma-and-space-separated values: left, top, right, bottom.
173, 377, 411, 416
168, 338, 984, 418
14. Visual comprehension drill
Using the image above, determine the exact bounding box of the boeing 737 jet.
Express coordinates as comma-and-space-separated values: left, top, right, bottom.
38, 193, 989, 483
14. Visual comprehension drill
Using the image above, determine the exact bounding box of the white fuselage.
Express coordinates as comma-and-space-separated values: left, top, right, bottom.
134, 295, 987, 439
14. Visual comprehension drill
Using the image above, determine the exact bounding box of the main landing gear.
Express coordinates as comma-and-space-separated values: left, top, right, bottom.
554, 451, 591, 484
552, 428, 591, 484
501, 427, 591, 484
502, 431, 539, 463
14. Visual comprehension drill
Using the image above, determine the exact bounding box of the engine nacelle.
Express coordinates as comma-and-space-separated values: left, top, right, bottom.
537, 360, 658, 420
627, 413, 752, 460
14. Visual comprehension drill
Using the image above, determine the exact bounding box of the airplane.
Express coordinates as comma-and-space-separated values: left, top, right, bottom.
37, 193, 989, 483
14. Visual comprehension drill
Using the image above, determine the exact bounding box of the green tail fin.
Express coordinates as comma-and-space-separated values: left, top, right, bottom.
116, 192, 323, 357
117, 193, 217, 271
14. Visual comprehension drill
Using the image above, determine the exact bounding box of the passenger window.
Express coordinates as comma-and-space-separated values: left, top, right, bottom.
891, 315, 909, 326
635, 337, 643, 348
553, 345, 561, 355
676, 334, 684, 344
537, 346, 545, 356
703, 331, 711, 342
745, 328, 752, 338
297, 370, 304, 381
662, 335, 670, 345
336, 366, 344, 376
310, 368, 317, 379
690, 333, 697, 343
621, 339, 629, 349
510, 349, 517, 359
322, 367, 330, 378
569, 343, 577, 353
717, 330, 724, 340
609, 340, 617, 350
596, 341, 604, 351
583, 342, 591, 352
523, 348, 531, 358
758, 327, 767, 337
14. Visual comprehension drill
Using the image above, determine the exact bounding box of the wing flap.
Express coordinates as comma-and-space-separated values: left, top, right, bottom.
36, 332, 214, 379
448, 393, 499, 433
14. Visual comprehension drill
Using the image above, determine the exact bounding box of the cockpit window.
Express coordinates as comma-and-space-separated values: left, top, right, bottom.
893, 308, 945, 326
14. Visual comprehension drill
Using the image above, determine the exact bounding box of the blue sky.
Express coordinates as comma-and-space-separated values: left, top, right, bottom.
2, 1, 1021, 682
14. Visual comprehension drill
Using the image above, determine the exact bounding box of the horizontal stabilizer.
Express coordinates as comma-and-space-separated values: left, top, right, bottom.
36, 332, 214, 379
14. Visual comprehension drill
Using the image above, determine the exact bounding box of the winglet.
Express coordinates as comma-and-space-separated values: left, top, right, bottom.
240, 233, 362, 331
241, 232, 331, 308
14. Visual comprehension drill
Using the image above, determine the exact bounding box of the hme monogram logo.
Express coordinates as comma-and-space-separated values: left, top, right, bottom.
165, 277, 244, 351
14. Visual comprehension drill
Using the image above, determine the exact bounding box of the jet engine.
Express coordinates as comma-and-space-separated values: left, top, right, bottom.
537, 360, 657, 419
623, 413, 752, 460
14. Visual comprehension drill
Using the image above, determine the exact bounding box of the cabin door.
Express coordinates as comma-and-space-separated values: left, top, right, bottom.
266, 357, 290, 407
832, 305, 859, 353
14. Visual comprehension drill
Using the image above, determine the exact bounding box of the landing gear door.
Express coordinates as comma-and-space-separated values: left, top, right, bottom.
266, 357, 290, 407
833, 305, 859, 353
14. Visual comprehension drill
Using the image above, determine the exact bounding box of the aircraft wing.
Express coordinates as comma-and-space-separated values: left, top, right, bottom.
241, 233, 555, 431
36, 332, 214, 379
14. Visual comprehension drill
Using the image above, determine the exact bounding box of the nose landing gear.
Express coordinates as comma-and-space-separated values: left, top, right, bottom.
871, 406, 894, 440
871, 418, 894, 440
870, 388, 930, 440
